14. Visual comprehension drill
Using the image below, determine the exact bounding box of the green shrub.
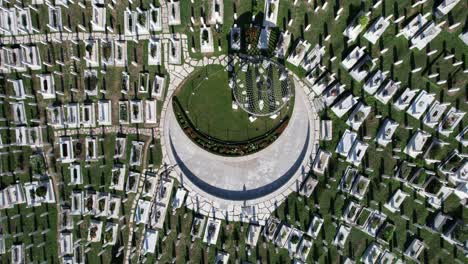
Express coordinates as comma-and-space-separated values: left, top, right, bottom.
359, 16, 369, 27
35, 186, 47, 197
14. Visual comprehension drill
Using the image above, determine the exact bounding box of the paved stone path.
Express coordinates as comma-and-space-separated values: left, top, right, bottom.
53, 125, 159, 139
160, 58, 320, 223
160, 0, 171, 34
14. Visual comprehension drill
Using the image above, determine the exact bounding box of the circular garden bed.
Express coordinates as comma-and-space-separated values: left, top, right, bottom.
173, 64, 294, 156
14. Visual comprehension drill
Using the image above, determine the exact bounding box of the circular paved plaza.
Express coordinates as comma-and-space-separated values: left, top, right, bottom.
162, 68, 319, 223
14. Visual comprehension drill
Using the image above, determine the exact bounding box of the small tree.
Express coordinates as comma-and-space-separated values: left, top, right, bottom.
133, 105, 140, 119
138, 13, 146, 25
35, 186, 47, 197
85, 44, 93, 54
102, 44, 111, 60
359, 16, 369, 27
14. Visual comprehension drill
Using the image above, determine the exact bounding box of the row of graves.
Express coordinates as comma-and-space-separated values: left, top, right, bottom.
60, 190, 122, 262
0, 161, 57, 263
0, 179, 55, 210
0, 2, 39, 36
331, 158, 467, 263
0, 1, 81, 35
46, 98, 160, 128
123, 3, 163, 35
0, 75, 47, 148
57, 135, 144, 167
137, 174, 176, 259
187, 217, 266, 263
56, 133, 148, 263
269, 2, 468, 263
0, 14, 59, 259
302, 6, 466, 169
176, 161, 320, 263
0, 40, 167, 128
0, 35, 168, 72
283, 39, 372, 168
0, 44, 41, 73
0, 0, 165, 36
129, 72, 166, 100
137, 174, 204, 262
343, 10, 445, 52
74, 37, 165, 69
226, 0, 282, 54
337, 198, 428, 264
341, 6, 466, 259
335, 37, 467, 201
226, 0, 361, 59
260, 216, 320, 263
0, 4, 58, 255
77, 39, 128, 69
0, 9, 171, 128
0, 0, 233, 45
7, 0, 167, 263
270, 147, 465, 262
0, 38, 124, 73
184, 0, 224, 54
336, 6, 467, 264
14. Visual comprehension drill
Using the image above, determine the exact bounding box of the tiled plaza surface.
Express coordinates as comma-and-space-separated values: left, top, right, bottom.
162, 66, 320, 222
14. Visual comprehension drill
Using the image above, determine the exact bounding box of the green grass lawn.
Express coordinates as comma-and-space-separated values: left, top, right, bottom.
174, 64, 292, 142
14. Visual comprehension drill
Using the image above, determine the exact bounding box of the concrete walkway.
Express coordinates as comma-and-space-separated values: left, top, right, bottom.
162, 70, 320, 223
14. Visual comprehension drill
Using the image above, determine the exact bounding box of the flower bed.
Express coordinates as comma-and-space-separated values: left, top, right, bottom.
173, 97, 290, 157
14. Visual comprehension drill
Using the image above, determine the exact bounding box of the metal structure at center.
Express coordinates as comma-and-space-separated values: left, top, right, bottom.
230, 55, 293, 117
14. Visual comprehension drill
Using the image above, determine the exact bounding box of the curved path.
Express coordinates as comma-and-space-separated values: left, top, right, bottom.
162, 67, 320, 223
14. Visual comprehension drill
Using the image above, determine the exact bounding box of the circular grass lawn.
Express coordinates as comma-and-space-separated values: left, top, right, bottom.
174, 64, 293, 142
